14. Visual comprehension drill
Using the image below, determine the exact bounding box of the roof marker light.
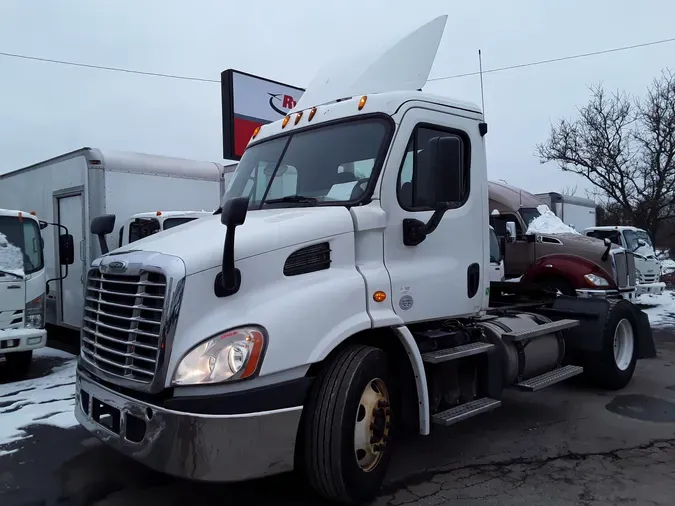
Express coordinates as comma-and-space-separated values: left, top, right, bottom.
358, 96, 368, 110
251, 125, 261, 140
294, 111, 303, 125
308, 107, 318, 121
282, 115, 291, 128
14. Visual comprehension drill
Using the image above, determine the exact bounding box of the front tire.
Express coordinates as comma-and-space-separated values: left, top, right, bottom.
583, 300, 638, 390
5, 351, 33, 380
302, 345, 395, 504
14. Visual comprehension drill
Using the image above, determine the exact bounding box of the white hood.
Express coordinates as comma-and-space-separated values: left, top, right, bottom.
111, 207, 355, 275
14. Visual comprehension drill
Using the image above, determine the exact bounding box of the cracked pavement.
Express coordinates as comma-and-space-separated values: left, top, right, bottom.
2, 327, 675, 505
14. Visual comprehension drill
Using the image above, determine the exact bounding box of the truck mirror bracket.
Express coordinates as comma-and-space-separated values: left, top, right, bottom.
402, 203, 450, 246
214, 197, 249, 298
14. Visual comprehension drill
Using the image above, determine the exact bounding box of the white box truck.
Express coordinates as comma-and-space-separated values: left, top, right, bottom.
0, 148, 234, 334
535, 191, 597, 231
74, 18, 655, 504
1, 208, 74, 378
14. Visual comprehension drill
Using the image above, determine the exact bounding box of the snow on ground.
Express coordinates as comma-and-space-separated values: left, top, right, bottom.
526, 205, 580, 235
0, 232, 24, 277
638, 291, 675, 326
0, 347, 77, 456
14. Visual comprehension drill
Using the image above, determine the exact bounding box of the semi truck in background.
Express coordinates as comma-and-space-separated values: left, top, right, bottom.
0, 148, 234, 336
535, 191, 597, 231
488, 181, 638, 299
584, 225, 665, 296
74, 17, 654, 504
0, 209, 74, 378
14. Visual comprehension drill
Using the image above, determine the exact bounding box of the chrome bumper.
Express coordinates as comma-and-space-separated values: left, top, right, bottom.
75, 368, 303, 482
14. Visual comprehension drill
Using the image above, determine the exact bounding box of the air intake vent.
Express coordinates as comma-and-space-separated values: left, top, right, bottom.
284, 242, 331, 276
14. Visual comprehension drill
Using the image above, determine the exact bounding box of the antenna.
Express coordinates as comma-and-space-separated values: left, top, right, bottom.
478, 49, 486, 117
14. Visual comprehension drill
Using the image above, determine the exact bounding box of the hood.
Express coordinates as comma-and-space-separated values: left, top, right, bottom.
110, 207, 355, 275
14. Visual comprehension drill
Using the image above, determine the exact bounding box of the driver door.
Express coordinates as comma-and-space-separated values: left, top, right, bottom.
381, 107, 487, 323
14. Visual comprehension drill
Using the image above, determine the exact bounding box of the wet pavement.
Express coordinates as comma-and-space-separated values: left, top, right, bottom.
1, 327, 675, 505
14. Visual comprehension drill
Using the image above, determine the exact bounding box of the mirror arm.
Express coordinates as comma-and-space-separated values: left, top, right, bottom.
46, 264, 69, 295
403, 203, 450, 246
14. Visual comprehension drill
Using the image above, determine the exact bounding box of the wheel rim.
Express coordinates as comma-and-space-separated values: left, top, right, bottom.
613, 318, 635, 371
353, 378, 391, 473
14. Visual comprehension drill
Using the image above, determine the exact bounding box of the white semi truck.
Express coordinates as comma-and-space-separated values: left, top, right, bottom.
0, 148, 233, 334
1, 209, 74, 378
74, 17, 655, 504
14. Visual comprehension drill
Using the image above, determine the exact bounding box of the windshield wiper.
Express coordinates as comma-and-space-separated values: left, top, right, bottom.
264, 195, 318, 205
0, 268, 23, 279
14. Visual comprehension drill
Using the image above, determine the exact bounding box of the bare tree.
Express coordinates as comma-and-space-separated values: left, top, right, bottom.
560, 184, 578, 196
536, 70, 675, 239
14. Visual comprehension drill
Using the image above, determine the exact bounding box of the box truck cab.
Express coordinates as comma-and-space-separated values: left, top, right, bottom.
583, 226, 664, 296
75, 17, 654, 504
118, 211, 214, 248
0, 209, 73, 378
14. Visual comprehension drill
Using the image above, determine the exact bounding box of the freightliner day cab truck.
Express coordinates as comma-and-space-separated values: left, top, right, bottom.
1, 209, 74, 378
488, 181, 640, 300
75, 17, 655, 504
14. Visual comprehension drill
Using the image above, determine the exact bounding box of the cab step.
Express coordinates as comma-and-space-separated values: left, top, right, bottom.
431, 397, 502, 427
515, 365, 584, 392
422, 342, 494, 364
503, 319, 579, 343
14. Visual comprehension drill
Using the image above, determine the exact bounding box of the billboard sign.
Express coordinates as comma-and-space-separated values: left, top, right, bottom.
221, 69, 305, 160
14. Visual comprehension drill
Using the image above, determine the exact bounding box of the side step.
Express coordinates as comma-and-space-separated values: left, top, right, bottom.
503, 318, 579, 342
431, 398, 502, 427
515, 365, 584, 392
422, 342, 494, 364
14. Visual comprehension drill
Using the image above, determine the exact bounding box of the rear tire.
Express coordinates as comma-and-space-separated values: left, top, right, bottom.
302, 345, 395, 504
582, 300, 638, 390
5, 351, 33, 380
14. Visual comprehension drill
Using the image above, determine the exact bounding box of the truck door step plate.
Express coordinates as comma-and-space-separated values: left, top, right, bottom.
422, 342, 495, 364
515, 365, 584, 392
431, 397, 502, 426
503, 319, 579, 342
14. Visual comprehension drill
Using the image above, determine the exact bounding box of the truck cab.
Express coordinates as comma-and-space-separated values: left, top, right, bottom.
0, 209, 73, 378
583, 226, 664, 296
74, 17, 654, 505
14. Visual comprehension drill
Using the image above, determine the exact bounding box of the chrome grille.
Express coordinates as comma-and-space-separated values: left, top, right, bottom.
81, 268, 167, 383
611, 250, 637, 289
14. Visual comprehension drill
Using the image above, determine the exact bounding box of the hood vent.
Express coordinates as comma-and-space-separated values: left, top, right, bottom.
284, 242, 331, 276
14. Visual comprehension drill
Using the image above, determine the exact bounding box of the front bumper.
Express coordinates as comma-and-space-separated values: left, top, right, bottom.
576, 288, 638, 302
636, 282, 666, 296
75, 368, 303, 482
0, 328, 47, 353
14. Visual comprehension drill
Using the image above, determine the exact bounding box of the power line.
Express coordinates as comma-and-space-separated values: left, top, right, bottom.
1, 35, 675, 85
428, 36, 675, 82
0, 51, 219, 83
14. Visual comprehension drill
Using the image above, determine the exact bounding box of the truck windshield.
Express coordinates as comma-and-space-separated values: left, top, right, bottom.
224, 117, 392, 208
586, 229, 622, 245
0, 216, 43, 276
624, 229, 653, 251
519, 207, 541, 227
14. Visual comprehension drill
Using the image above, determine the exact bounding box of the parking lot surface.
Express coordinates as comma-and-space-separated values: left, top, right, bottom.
1, 327, 675, 505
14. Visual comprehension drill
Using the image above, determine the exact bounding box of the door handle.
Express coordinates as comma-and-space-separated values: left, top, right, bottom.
80, 240, 86, 262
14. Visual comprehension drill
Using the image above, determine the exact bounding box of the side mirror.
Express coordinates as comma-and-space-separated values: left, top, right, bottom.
638, 239, 647, 247
602, 237, 612, 261
38, 220, 48, 230
505, 221, 517, 243
215, 197, 250, 297
90, 214, 116, 255
59, 234, 74, 265
604, 238, 612, 247
403, 135, 463, 246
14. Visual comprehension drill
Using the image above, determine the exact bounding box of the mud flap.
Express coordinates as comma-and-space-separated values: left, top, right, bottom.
538, 296, 656, 359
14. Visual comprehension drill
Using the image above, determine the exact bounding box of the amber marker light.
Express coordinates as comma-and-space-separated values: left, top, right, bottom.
373, 291, 387, 303
282, 115, 291, 128
308, 107, 318, 121
294, 111, 303, 125
358, 96, 368, 110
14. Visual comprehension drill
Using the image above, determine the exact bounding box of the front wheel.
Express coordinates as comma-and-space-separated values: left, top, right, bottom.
301, 345, 395, 504
4, 351, 33, 380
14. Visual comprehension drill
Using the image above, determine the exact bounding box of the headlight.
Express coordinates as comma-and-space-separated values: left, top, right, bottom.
584, 273, 610, 287
172, 326, 266, 386
25, 294, 45, 329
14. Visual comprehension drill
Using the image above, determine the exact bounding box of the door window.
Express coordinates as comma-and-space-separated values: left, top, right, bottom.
397, 126, 470, 211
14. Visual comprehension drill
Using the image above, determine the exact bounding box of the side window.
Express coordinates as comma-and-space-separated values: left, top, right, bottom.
397, 126, 469, 210
490, 214, 522, 236
118, 226, 124, 248
489, 229, 502, 263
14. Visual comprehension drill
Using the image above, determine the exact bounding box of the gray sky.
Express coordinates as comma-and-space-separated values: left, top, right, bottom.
1, 0, 674, 199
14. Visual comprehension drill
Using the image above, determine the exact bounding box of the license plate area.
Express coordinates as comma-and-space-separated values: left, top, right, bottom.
92, 397, 121, 435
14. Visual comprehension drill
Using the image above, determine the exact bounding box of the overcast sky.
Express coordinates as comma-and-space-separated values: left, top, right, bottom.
1, 0, 674, 198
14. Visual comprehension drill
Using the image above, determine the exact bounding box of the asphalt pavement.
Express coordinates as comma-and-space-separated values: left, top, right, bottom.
2, 327, 675, 505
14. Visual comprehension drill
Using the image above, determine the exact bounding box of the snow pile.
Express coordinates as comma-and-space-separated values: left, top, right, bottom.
0, 232, 24, 277
0, 348, 77, 456
661, 259, 675, 274
639, 291, 675, 326
526, 205, 580, 235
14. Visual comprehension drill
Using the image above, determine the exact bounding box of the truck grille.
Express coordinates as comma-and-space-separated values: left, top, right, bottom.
81, 269, 167, 383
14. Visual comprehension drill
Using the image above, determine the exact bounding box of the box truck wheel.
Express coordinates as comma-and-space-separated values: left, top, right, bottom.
301, 345, 395, 504
5, 351, 33, 380
582, 300, 638, 390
